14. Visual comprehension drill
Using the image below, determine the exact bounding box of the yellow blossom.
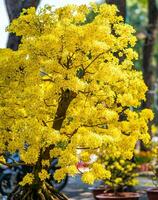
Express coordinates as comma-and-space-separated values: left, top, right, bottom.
19, 173, 34, 186
38, 169, 50, 181
81, 171, 95, 185
54, 168, 67, 182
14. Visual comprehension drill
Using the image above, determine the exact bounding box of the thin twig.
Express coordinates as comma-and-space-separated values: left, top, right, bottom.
84, 52, 104, 70
0, 160, 32, 168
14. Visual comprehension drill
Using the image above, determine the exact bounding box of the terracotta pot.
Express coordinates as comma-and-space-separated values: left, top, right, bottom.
89, 185, 111, 199
92, 187, 107, 199
147, 188, 158, 200
96, 192, 140, 200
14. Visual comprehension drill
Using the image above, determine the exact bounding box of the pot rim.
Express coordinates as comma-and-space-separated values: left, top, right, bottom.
89, 186, 109, 190
146, 187, 158, 192
96, 192, 140, 199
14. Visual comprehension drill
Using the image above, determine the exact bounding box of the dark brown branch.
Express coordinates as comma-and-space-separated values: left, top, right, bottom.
53, 89, 77, 130
82, 123, 107, 128
41, 89, 77, 162
63, 53, 75, 69
0, 160, 33, 168
141, 0, 158, 148
122, 132, 130, 136
84, 52, 104, 70
63, 128, 79, 137
57, 56, 65, 68
44, 99, 54, 107
42, 78, 54, 83
42, 120, 47, 127
142, 0, 158, 109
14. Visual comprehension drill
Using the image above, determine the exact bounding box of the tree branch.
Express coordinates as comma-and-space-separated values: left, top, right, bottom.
0, 160, 32, 168
84, 52, 104, 70
53, 89, 77, 130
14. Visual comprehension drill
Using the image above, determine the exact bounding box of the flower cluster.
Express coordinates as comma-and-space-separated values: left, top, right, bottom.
20, 173, 34, 186
81, 163, 111, 185
103, 157, 139, 191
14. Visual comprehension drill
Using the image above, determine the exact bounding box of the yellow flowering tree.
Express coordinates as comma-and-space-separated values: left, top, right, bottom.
102, 157, 138, 193
0, 3, 153, 200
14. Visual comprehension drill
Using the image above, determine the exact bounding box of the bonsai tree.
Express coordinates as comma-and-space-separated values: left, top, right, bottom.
90, 156, 139, 199
103, 157, 138, 193
0, 3, 153, 200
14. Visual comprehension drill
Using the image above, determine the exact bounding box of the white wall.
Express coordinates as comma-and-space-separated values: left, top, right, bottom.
0, 0, 9, 48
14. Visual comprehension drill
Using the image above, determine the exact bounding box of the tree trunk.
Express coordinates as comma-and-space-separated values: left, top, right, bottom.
5, 0, 40, 50
142, 0, 158, 109
106, 0, 126, 20
53, 89, 77, 130
141, 0, 158, 150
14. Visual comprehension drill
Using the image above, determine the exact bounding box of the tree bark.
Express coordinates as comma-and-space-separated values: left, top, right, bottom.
53, 89, 77, 130
142, 0, 158, 109
141, 0, 158, 150
106, 0, 126, 20
42, 89, 77, 162
5, 0, 40, 50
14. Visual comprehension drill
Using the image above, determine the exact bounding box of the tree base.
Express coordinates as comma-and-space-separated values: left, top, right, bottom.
8, 182, 69, 200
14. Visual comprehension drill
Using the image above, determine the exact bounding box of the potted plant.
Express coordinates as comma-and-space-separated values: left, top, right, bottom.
91, 184, 110, 199
94, 157, 140, 200
0, 3, 153, 200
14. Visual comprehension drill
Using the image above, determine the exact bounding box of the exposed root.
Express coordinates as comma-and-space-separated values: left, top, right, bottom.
38, 189, 46, 200
45, 182, 69, 200
42, 187, 57, 200
11, 185, 21, 197
22, 189, 31, 200
42, 187, 51, 200
30, 192, 34, 200
60, 193, 69, 200
8, 183, 69, 200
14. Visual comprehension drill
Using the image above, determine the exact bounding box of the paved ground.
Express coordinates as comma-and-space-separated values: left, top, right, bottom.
63, 175, 154, 200
63, 175, 94, 200
0, 175, 154, 199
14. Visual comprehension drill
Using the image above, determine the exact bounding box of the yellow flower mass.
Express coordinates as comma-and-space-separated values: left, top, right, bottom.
20, 173, 34, 186
0, 3, 153, 186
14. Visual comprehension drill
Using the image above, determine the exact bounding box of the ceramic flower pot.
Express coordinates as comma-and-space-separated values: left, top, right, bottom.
91, 186, 111, 200
96, 192, 140, 200
92, 187, 107, 199
147, 188, 158, 200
